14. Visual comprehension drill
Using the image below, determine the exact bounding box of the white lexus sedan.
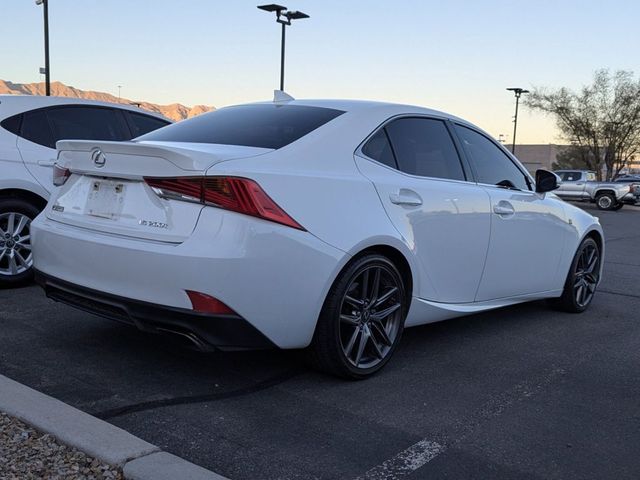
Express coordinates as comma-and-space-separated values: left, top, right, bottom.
31, 98, 604, 378
0, 95, 170, 286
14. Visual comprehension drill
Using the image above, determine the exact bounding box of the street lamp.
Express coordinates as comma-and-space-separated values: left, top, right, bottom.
35, 0, 51, 96
506, 87, 529, 155
257, 4, 309, 91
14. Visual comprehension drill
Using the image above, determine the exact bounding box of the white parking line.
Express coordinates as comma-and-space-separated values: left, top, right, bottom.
356, 365, 572, 479
356, 439, 446, 480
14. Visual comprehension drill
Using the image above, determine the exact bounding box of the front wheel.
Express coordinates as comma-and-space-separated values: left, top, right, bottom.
308, 254, 407, 379
611, 202, 624, 211
0, 198, 40, 287
551, 237, 601, 313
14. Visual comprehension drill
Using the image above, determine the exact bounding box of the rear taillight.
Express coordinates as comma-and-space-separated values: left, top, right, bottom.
53, 164, 70, 186
144, 176, 304, 230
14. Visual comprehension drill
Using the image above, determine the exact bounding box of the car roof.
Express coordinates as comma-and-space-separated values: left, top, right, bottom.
0, 94, 169, 121
241, 97, 473, 125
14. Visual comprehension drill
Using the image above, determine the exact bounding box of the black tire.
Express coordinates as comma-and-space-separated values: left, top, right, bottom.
612, 202, 624, 211
308, 254, 408, 379
595, 193, 616, 210
0, 198, 40, 287
550, 237, 600, 313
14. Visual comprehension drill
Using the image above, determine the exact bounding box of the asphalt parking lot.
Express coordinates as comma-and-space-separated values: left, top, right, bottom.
1, 203, 639, 480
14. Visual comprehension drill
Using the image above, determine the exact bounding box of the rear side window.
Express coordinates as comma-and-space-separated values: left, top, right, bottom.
126, 112, 170, 138
0, 114, 22, 136
46, 106, 129, 144
21, 110, 55, 148
361, 129, 397, 169
137, 104, 344, 149
384, 118, 466, 181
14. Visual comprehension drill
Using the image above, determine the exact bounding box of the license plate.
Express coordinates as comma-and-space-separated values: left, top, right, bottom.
85, 180, 126, 219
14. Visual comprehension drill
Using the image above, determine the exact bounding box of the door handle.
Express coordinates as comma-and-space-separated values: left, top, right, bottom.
390, 189, 422, 206
493, 200, 515, 216
37, 159, 56, 167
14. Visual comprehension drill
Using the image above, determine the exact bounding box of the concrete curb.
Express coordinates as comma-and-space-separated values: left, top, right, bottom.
0, 374, 228, 479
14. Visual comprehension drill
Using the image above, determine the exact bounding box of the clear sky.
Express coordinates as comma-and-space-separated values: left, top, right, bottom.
2, 0, 639, 143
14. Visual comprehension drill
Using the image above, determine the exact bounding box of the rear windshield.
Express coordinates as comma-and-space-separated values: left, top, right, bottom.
136, 104, 344, 149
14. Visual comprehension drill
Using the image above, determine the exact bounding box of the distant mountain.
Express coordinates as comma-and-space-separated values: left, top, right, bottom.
0, 80, 214, 121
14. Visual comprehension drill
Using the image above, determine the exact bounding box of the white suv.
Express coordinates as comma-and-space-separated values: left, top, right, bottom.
0, 95, 170, 286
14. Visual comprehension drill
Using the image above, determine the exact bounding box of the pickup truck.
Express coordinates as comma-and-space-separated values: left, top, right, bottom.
553, 170, 632, 210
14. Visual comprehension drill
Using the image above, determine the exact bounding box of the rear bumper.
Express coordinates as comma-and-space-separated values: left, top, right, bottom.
35, 270, 276, 351
31, 207, 347, 348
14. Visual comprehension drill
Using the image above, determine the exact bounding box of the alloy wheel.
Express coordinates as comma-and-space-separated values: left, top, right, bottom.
573, 242, 599, 308
0, 212, 33, 276
597, 195, 612, 209
339, 264, 403, 369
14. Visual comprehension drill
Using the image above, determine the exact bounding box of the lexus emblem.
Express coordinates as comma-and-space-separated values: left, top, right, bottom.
92, 148, 106, 168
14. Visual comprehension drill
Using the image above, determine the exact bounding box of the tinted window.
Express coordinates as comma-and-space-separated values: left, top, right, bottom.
137, 104, 344, 149
384, 118, 465, 181
0, 114, 22, 136
127, 112, 170, 138
20, 110, 55, 148
46, 107, 129, 145
361, 129, 397, 169
455, 125, 530, 190
558, 171, 582, 182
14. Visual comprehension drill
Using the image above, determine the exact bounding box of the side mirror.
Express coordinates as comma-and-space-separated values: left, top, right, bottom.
535, 169, 561, 193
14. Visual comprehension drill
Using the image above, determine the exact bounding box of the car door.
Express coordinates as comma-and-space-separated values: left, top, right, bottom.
355, 116, 491, 304
557, 171, 588, 199
17, 106, 130, 191
14, 108, 58, 193
453, 124, 569, 301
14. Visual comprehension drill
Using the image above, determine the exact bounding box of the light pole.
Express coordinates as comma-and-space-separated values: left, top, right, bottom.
506, 87, 529, 155
257, 4, 309, 91
35, 0, 50, 96
118, 85, 122, 100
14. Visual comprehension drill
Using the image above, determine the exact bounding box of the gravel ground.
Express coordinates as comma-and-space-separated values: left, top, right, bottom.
0, 412, 123, 480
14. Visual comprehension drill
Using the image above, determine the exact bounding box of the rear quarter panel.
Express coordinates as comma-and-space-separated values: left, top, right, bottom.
207, 109, 421, 296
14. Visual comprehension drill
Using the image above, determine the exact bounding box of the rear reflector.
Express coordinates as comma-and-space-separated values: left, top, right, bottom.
145, 176, 304, 230
186, 290, 236, 315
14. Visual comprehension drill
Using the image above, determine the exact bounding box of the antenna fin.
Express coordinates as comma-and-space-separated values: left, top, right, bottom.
273, 90, 295, 102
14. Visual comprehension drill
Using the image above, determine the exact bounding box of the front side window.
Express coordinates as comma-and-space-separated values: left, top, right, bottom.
137, 104, 344, 149
383, 118, 466, 181
46, 107, 129, 145
455, 125, 530, 190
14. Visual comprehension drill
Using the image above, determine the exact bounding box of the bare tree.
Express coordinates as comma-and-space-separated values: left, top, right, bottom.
552, 145, 594, 171
525, 69, 640, 180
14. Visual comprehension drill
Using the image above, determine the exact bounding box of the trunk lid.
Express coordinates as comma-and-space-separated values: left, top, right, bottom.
48, 140, 272, 242
55, 139, 271, 178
